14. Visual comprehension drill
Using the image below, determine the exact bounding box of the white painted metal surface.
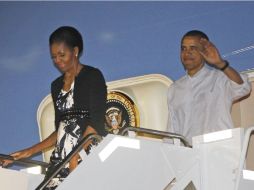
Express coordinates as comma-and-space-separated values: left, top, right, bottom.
193, 128, 245, 190
1, 127, 254, 190
56, 127, 254, 190
235, 126, 254, 190
0, 167, 44, 190
57, 134, 199, 190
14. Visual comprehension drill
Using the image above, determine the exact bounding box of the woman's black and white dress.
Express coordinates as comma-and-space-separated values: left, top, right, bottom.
45, 82, 86, 189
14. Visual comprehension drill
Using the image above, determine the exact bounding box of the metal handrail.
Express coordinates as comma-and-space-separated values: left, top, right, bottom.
35, 133, 103, 190
121, 126, 192, 148
0, 153, 49, 168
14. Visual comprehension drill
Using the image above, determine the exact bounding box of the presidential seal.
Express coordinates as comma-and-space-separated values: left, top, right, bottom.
105, 91, 139, 135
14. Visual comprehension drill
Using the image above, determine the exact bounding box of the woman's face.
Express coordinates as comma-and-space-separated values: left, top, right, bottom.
50, 42, 77, 73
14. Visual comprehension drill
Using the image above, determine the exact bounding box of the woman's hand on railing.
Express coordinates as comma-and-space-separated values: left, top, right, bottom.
69, 153, 80, 172
1, 149, 32, 167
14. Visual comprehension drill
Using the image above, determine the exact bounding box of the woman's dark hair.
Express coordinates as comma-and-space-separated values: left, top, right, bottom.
49, 26, 83, 57
181, 30, 209, 42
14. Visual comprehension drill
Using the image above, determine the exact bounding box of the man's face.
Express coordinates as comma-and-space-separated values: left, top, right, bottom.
180, 36, 205, 76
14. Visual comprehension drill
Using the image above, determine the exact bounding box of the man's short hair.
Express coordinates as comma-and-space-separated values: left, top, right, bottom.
182, 30, 209, 42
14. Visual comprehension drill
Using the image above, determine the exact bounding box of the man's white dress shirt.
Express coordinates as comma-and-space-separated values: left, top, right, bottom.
167, 65, 251, 143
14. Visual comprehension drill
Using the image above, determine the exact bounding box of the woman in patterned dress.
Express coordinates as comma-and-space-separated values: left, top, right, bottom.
1, 26, 107, 189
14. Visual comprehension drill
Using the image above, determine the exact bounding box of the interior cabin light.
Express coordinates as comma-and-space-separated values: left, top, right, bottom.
243, 170, 254, 180
99, 136, 140, 162
203, 129, 232, 143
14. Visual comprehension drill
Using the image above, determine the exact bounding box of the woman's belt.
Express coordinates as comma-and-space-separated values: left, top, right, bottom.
60, 109, 90, 120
